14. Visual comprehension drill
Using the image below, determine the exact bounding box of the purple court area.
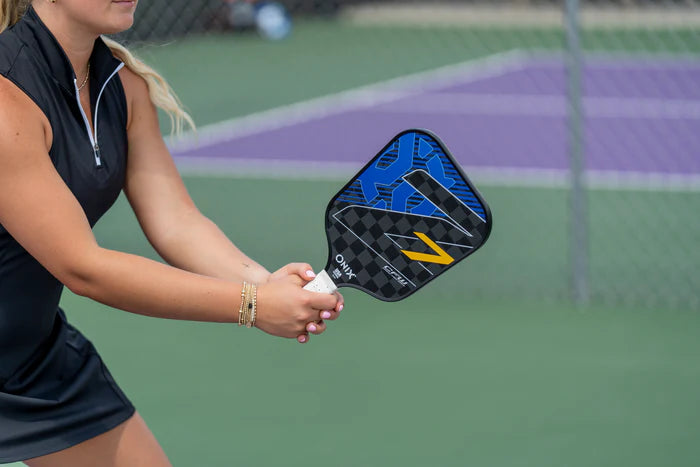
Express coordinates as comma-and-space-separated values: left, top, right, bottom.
172, 56, 700, 177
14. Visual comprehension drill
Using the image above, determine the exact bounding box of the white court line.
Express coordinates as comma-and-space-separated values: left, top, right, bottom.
584, 170, 700, 192
468, 167, 700, 192
511, 49, 700, 67
371, 93, 700, 120
175, 157, 700, 192
174, 156, 363, 180
168, 49, 530, 153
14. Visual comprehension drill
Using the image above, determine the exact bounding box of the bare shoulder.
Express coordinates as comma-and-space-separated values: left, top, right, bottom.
0, 74, 50, 149
118, 66, 157, 132
118, 65, 149, 100
0, 73, 43, 119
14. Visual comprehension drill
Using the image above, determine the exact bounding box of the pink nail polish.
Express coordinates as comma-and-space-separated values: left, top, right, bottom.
339, 304, 344, 312
321, 311, 331, 319
299, 336, 306, 343
308, 324, 317, 332
305, 270, 316, 278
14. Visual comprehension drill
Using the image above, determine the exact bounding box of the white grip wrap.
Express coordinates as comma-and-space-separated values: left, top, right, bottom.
303, 270, 338, 294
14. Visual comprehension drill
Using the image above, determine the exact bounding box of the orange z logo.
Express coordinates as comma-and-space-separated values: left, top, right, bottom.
400, 232, 455, 265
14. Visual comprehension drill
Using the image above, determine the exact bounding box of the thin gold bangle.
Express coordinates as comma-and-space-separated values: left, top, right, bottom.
238, 282, 249, 326
247, 284, 257, 328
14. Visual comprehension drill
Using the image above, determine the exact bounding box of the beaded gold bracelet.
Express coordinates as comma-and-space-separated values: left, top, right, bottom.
238, 282, 249, 326
246, 283, 257, 328
238, 282, 257, 328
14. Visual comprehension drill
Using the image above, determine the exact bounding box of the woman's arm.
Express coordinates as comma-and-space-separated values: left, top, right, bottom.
119, 68, 270, 284
0, 75, 338, 339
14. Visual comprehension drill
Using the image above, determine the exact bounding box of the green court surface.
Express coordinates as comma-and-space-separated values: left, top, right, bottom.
41, 178, 700, 466
67, 21, 700, 461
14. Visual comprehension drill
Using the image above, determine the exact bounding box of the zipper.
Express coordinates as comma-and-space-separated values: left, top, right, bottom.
74, 62, 125, 167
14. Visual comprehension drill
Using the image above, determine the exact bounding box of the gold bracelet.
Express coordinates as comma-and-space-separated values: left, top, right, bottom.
238, 282, 257, 328
247, 283, 257, 328
238, 282, 250, 327
238, 283, 245, 326
244, 282, 253, 327
244, 282, 253, 326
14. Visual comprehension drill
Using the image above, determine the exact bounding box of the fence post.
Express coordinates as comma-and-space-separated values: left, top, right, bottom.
564, 0, 590, 306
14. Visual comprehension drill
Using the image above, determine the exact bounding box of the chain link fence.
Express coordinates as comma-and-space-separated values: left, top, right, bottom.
117, 0, 347, 42
119, 1, 699, 310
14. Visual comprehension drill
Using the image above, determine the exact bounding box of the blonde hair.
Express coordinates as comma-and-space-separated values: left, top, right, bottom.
1, 0, 195, 135
101, 37, 195, 135
0, 0, 27, 31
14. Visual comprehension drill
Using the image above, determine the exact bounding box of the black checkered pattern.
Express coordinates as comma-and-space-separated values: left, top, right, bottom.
323, 204, 486, 301
403, 169, 489, 242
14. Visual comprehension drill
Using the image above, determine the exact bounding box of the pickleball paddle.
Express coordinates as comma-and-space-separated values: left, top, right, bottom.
303, 129, 492, 301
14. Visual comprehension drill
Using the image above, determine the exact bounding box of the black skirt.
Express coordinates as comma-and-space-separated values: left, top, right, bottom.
0, 309, 135, 463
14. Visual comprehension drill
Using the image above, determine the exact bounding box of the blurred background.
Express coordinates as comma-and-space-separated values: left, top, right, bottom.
116, 0, 700, 311
14, 1, 700, 466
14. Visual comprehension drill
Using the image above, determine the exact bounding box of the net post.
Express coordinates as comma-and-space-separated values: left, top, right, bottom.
564, 0, 590, 306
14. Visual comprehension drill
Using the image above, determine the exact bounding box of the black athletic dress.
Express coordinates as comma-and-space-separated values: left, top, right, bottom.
0, 7, 135, 462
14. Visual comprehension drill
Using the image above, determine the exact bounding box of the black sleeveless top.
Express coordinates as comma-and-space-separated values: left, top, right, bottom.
0, 6, 127, 381
0, 9, 136, 461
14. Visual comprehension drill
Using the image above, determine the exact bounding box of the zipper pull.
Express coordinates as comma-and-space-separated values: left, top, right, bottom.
94, 143, 102, 167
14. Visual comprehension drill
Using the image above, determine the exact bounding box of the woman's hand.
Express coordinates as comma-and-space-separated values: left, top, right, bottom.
262, 263, 344, 344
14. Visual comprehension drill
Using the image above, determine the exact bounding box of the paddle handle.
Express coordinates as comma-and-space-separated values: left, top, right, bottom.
303, 270, 338, 294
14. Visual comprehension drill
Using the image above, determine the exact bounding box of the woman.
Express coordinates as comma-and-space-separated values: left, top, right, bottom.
0, 0, 343, 465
